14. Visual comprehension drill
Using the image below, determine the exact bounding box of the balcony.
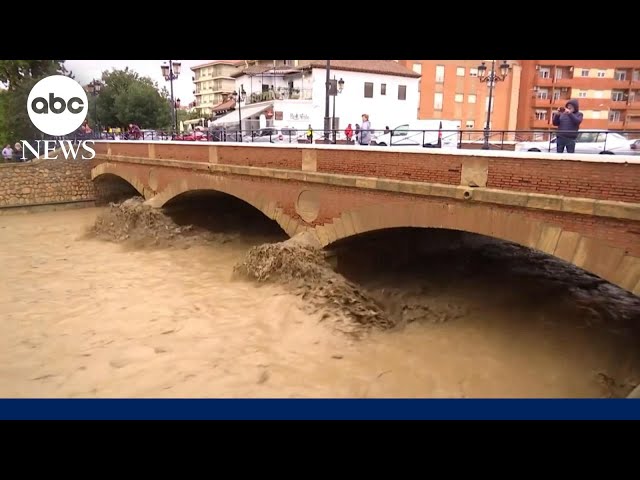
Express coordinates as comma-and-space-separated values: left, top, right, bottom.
532, 119, 551, 129
246, 88, 312, 105
535, 76, 554, 87
533, 97, 552, 107
553, 77, 574, 88
608, 120, 625, 130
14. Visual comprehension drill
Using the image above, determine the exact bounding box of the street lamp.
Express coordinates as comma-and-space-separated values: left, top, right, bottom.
231, 87, 247, 142
87, 79, 102, 137
161, 60, 181, 137
330, 76, 345, 143
477, 60, 510, 150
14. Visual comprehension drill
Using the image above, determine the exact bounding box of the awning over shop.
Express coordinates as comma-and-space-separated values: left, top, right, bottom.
211, 103, 274, 126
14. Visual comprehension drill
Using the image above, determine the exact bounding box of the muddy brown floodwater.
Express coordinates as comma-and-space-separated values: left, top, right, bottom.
0, 195, 639, 398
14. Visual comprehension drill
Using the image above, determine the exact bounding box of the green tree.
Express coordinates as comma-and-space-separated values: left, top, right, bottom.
94, 68, 171, 131
0, 60, 68, 144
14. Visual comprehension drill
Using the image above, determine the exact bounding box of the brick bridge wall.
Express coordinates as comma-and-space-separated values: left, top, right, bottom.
0, 159, 137, 208
89, 141, 640, 295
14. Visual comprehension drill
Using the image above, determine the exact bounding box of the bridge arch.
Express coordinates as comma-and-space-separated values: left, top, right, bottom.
91, 163, 151, 199
317, 200, 640, 295
144, 173, 303, 238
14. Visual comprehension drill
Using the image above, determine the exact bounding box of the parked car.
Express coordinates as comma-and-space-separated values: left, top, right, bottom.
243, 127, 298, 144
631, 139, 640, 151
514, 131, 638, 155
372, 121, 460, 149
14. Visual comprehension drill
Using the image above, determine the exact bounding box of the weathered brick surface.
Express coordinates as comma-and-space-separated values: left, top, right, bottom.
486, 157, 640, 203
0, 160, 135, 207
316, 150, 462, 184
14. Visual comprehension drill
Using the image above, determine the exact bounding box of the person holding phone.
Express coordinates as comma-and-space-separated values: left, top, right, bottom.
552, 99, 583, 153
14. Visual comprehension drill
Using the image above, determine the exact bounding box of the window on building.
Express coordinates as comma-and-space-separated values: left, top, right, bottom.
615, 70, 627, 81
553, 91, 561, 101
578, 91, 587, 98
381, 83, 386, 95
581, 69, 589, 77
535, 109, 548, 120
398, 85, 407, 100
434, 92, 443, 110
609, 110, 622, 122
412, 63, 422, 74
467, 94, 477, 104
469, 68, 478, 77
539, 67, 551, 79
465, 120, 474, 129
456, 67, 465, 77
435, 65, 445, 83
455, 93, 464, 103
612, 91, 625, 101
597, 70, 606, 78
364, 82, 373, 98
537, 88, 549, 99
555, 69, 563, 80
634, 70, 640, 82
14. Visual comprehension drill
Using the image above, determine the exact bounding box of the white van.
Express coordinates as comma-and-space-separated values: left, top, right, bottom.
372, 120, 460, 149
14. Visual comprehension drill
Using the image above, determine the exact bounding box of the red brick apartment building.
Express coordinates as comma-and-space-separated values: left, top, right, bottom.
401, 60, 640, 134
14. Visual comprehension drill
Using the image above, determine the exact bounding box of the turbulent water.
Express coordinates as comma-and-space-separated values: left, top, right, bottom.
0, 193, 638, 398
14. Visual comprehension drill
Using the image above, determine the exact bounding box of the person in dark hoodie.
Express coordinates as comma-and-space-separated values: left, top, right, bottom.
552, 99, 583, 153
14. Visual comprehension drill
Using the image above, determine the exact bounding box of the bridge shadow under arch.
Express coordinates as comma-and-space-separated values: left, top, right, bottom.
160, 189, 289, 241
144, 174, 303, 238
325, 226, 640, 331
317, 201, 640, 296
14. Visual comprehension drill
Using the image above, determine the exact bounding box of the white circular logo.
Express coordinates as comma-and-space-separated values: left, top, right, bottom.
27, 75, 89, 136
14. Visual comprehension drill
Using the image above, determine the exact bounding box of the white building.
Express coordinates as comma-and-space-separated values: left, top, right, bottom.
210, 60, 421, 137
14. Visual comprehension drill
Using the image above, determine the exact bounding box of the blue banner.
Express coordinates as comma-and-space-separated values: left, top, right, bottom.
1, 399, 639, 420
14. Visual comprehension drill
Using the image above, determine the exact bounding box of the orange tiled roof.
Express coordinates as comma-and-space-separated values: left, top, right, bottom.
211, 97, 236, 113
300, 60, 420, 78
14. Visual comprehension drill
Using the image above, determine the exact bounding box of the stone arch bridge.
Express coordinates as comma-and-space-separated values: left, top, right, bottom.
91, 141, 640, 296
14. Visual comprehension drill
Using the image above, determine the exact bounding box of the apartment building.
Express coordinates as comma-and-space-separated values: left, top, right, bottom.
191, 61, 245, 114
213, 60, 420, 133
517, 60, 640, 132
399, 60, 522, 132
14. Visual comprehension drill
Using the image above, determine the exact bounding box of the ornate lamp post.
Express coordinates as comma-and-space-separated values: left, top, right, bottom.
86, 79, 103, 137
476, 60, 510, 150
161, 60, 181, 136
232, 87, 247, 141
330, 77, 345, 143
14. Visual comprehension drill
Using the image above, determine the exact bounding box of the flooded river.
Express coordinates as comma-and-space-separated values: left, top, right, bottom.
0, 197, 638, 398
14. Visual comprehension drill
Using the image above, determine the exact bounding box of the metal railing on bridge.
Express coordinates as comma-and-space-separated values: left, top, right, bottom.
12, 127, 639, 161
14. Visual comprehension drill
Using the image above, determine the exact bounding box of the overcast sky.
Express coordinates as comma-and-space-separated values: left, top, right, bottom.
64, 60, 210, 105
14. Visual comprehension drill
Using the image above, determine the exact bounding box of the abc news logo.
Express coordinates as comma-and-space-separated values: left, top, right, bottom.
31, 93, 85, 115
27, 75, 89, 137
23, 75, 95, 161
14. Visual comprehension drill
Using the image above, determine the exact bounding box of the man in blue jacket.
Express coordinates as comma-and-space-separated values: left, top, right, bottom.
552, 99, 583, 153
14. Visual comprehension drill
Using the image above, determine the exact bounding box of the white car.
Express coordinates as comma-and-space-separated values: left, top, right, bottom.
514, 132, 638, 155
372, 122, 460, 149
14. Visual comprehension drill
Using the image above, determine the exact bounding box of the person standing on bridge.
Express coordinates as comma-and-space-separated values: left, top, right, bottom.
552, 99, 583, 153
359, 114, 372, 146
